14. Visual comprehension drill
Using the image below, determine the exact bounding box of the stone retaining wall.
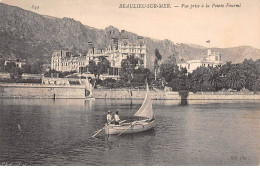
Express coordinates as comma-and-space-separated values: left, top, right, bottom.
1, 84, 259, 100
188, 92, 260, 100
93, 89, 260, 100
93, 89, 173, 100
0, 83, 87, 99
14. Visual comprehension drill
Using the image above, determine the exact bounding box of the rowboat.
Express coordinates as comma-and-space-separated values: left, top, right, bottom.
104, 84, 155, 135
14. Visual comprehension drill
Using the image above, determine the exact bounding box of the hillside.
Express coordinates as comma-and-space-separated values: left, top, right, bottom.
0, 3, 259, 68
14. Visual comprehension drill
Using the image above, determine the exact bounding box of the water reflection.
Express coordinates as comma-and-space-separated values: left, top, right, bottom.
180, 99, 188, 106
0, 98, 259, 165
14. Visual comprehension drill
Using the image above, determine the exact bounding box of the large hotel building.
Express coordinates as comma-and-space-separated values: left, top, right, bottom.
51, 38, 146, 79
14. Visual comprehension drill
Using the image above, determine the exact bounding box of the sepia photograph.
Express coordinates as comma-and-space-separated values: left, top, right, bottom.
0, 0, 259, 166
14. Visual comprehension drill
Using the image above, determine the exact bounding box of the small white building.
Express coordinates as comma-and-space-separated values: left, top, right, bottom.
177, 49, 222, 73
0, 72, 10, 79
21, 73, 43, 80
4, 58, 26, 68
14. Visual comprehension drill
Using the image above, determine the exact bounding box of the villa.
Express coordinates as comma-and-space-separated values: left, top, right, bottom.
177, 48, 223, 73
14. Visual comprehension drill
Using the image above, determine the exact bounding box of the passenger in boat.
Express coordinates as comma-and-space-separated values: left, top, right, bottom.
114, 111, 121, 125
106, 110, 114, 124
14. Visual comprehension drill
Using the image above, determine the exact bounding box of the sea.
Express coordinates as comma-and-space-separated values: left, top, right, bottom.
0, 98, 259, 165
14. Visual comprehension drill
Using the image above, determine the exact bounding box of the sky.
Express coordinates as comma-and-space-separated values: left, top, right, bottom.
1, 0, 260, 48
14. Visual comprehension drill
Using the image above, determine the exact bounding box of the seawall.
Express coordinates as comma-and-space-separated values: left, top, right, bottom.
1, 84, 259, 100
188, 92, 260, 100
93, 89, 168, 100
0, 83, 88, 99
93, 89, 260, 100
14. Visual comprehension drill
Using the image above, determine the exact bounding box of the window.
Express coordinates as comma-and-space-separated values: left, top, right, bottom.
109, 68, 113, 75
215, 56, 218, 61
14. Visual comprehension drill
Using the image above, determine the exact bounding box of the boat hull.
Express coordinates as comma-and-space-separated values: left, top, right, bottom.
105, 120, 155, 135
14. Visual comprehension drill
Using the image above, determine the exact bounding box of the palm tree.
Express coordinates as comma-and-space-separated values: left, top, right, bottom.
220, 61, 232, 77
241, 59, 258, 90
226, 68, 246, 91
203, 67, 223, 91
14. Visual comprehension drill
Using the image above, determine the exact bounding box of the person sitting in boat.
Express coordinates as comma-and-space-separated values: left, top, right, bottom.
114, 111, 121, 125
106, 110, 114, 124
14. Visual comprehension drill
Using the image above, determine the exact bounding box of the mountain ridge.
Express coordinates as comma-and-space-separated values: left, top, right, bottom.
0, 3, 259, 68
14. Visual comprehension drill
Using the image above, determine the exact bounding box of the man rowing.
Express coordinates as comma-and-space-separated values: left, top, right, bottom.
114, 111, 121, 125
106, 110, 114, 124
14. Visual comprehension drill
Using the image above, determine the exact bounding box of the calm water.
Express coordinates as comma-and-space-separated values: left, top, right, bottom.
0, 98, 259, 166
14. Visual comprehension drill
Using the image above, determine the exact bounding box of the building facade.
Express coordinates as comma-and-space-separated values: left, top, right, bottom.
51, 38, 147, 79
51, 50, 89, 73
4, 58, 26, 68
177, 49, 222, 73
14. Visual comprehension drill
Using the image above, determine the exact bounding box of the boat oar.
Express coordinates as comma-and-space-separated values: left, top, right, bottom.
92, 126, 106, 138
119, 120, 126, 124
117, 121, 138, 136
93, 128, 102, 135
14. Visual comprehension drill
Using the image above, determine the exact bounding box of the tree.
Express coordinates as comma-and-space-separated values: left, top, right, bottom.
252, 79, 260, 91
169, 71, 190, 91
22, 64, 32, 74
240, 59, 258, 90
0, 59, 5, 72
159, 61, 179, 84
88, 56, 110, 79
154, 49, 162, 81
220, 61, 232, 77
88, 60, 98, 78
167, 54, 176, 64
254, 59, 260, 75
226, 66, 246, 91
10, 67, 23, 79
131, 68, 154, 87
120, 54, 139, 84
204, 67, 223, 91
21, 61, 44, 74
4, 62, 16, 72
31, 61, 44, 74
44, 69, 59, 77
191, 66, 209, 92
97, 56, 110, 78
102, 78, 116, 88
180, 67, 187, 75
